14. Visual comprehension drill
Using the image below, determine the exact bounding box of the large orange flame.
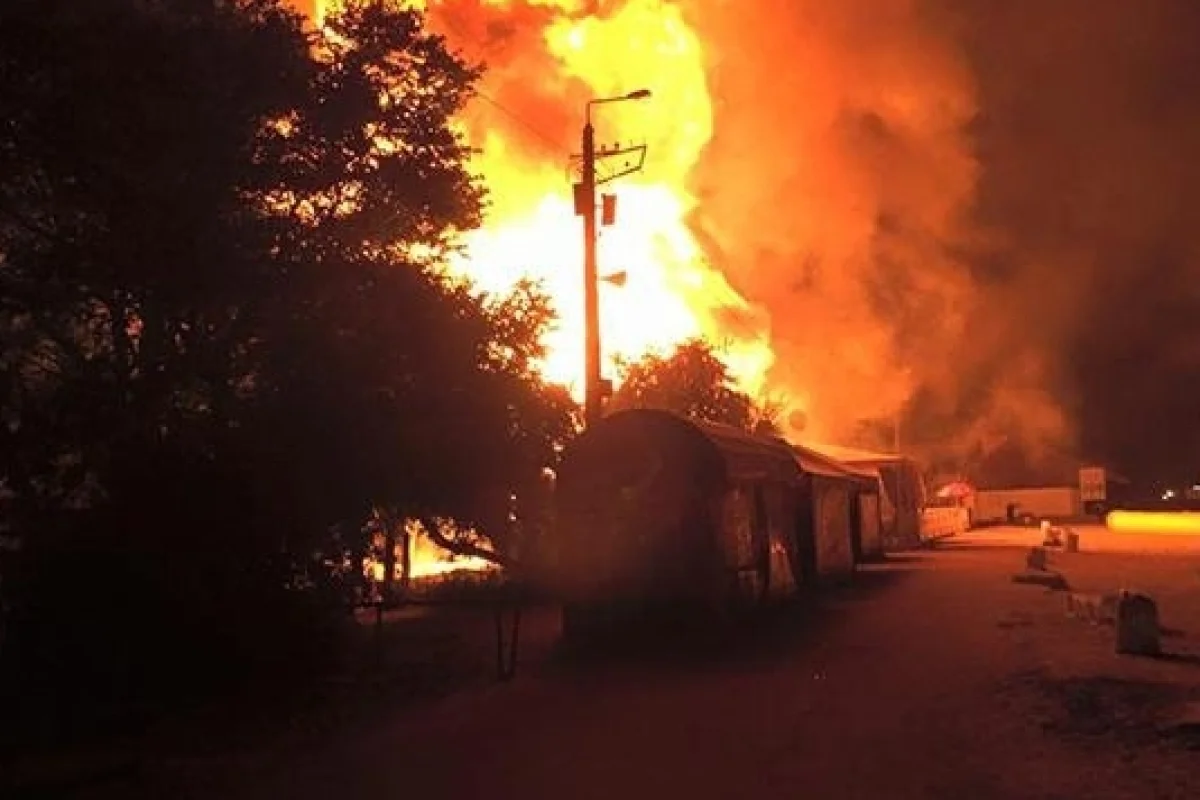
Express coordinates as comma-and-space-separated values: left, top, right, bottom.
367, 521, 497, 582
302, 0, 775, 403
444, 0, 774, 400
293, 0, 1072, 467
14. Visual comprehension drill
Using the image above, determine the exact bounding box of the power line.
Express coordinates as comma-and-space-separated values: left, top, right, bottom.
472, 91, 562, 157
434, 14, 620, 184
471, 87, 625, 185
433, 14, 563, 155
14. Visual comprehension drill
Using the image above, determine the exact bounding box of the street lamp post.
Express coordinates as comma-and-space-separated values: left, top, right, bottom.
576, 89, 651, 427
580, 115, 601, 427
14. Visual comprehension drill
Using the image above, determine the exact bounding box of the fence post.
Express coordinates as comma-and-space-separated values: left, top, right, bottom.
493, 581, 523, 681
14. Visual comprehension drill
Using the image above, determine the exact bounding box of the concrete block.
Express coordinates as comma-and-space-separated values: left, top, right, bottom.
1026, 546, 1048, 571
1064, 529, 1080, 553
1115, 591, 1161, 656
1064, 591, 1117, 624
1040, 520, 1063, 548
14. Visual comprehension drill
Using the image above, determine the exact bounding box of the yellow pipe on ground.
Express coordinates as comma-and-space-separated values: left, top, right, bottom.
1106, 510, 1200, 536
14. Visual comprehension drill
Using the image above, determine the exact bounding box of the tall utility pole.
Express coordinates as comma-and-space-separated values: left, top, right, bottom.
575, 90, 651, 427
580, 118, 601, 427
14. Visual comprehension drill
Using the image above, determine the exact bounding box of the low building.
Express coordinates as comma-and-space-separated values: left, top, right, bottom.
803, 443, 927, 551
788, 444, 867, 581
972, 486, 1081, 524
970, 461, 1129, 524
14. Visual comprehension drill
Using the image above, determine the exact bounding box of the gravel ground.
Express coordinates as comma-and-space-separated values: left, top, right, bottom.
216, 526, 1200, 800
18, 525, 1200, 799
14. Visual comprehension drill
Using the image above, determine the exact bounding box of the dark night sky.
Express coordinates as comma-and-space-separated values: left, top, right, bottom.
946, 0, 1200, 482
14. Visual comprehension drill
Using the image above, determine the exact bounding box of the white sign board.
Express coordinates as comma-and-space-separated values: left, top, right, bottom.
1079, 467, 1107, 502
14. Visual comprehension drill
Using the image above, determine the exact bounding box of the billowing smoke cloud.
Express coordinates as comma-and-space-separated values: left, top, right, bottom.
938, 0, 1200, 482
680, 0, 1069, 474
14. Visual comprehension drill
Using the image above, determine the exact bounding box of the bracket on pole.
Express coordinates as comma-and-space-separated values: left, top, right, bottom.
569, 142, 649, 185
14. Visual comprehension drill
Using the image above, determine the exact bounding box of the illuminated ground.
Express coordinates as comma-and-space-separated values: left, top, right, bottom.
968, 520, 1200, 554
221, 526, 1200, 800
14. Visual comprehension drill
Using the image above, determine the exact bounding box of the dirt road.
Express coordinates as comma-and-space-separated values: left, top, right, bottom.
220, 527, 1200, 800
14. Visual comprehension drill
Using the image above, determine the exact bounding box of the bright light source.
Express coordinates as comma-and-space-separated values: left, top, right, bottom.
1108, 510, 1200, 536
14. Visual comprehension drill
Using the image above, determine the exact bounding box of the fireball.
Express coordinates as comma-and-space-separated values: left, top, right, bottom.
304, 0, 775, 401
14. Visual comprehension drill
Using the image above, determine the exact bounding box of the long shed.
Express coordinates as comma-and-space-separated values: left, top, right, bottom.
804, 443, 926, 551
788, 444, 865, 581
552, 409, 805, 636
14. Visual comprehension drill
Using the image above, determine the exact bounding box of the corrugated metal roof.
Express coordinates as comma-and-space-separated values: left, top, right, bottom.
803, 441, 907, 465
591, 411, 885, 488
834, 460, 882, 481
790, 443, 860, 479
689, 418, 800, 481
691, 421, 876, 485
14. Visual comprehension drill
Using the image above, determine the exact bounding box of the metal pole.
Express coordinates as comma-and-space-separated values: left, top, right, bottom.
582, 117, 601, 427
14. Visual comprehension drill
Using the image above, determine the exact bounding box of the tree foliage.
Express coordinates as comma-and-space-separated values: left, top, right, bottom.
610, 337, 780, 435
0, 0, 573, 738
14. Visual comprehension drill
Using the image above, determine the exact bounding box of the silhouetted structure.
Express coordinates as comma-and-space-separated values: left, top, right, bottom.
804, 443, 926, 550
552, 409, 876, 642
789, 444, 884, 573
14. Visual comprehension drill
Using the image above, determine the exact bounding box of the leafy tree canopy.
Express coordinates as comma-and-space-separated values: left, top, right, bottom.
0, 0, 574, 724
610, 338, 781, 436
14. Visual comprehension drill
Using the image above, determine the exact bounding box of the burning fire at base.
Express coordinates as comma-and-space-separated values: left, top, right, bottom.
301, 0, 776, 404
367, 521, 498, 584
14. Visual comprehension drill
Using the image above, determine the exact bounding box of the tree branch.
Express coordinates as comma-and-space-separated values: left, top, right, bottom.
417, 515, 514, 570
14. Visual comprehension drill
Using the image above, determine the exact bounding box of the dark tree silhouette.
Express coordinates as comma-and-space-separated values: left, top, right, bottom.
241, 2, 577, 568
0, 0, 573, 743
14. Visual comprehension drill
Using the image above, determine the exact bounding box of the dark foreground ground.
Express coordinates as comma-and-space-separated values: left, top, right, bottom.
16, 527, 1200, 798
